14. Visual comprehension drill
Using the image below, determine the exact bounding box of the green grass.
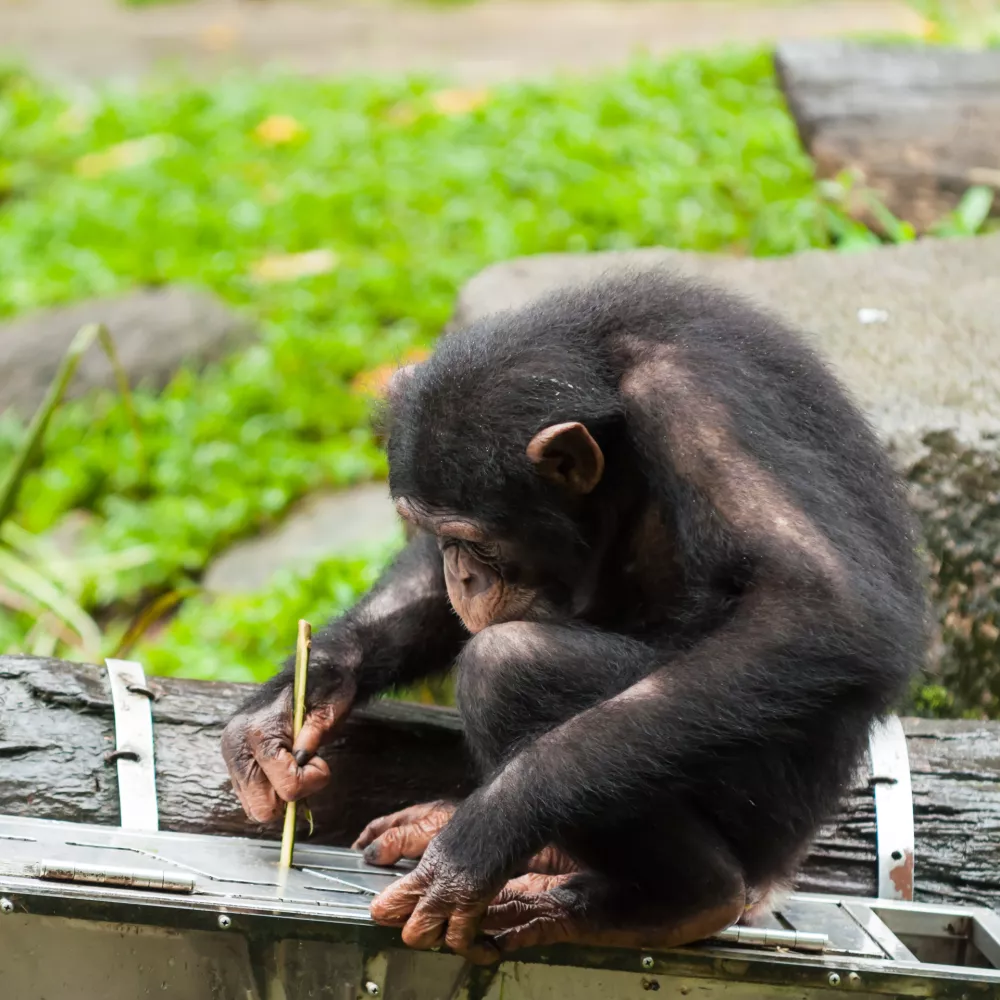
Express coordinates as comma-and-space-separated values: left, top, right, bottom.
0, 48, 891, 681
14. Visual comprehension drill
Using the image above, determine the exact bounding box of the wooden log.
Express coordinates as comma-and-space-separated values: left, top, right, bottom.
774, 41, 1000, 233
1, 655, 998, 910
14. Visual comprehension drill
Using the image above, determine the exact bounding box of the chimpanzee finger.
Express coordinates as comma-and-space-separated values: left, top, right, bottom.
442, 903, 495, 961
401, 896, 451, 950
353, 807, 418, 850
255, 746, 331, 805
493, 916, 569, 953
370, 871, 425, 926
240, 776, 283, 824
222, 743, 283, 824
292, 700, 350, 765
362, 821, 438, 866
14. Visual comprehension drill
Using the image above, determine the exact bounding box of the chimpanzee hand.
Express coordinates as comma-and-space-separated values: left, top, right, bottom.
353, 800, 457, 865
222, 675, 355, 824
369, 838, 503, 965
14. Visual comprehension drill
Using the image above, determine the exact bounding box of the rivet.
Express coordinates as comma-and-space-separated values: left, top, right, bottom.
0, 898, 13, 914
365, 983, 380, 996
828, 972, 841, 986
641, 955, 654, 970
217, 914, 232, 929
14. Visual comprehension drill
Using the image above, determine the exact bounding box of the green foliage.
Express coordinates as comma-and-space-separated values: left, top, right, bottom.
2, 48, 986, 700
139, 547, 393, 682
0, 50, 835, 630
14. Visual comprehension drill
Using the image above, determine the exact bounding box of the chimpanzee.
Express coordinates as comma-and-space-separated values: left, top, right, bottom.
222, 270, 926, 964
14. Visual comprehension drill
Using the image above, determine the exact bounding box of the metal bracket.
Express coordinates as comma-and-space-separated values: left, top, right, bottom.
105, 659, 159, 832
867, 715, 914, 901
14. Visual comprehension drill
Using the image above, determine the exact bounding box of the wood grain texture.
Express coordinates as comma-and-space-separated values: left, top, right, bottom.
1, 655, 997, 909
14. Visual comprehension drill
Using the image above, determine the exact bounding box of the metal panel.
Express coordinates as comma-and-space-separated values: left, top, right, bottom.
867, 715, 915, 901
3, 815, 1000, 1000
105, 658, 159, 832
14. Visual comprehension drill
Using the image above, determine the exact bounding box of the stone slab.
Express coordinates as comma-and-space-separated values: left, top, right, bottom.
202, 481, 402, 595
774, 42, 1000, 232
452, 235, 1000, 458
0, 286, 256, 417
452, 238, 1000, 715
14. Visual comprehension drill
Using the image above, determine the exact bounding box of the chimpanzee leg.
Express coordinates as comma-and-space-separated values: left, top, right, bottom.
458, 622, 745, 951
356, 621, 651, 869
483, 802, 746, 953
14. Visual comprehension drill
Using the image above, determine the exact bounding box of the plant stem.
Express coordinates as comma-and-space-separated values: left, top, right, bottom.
279, 619, 311, 869
0, 323, 144, 532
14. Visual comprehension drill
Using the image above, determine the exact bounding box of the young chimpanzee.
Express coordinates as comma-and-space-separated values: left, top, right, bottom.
222, 270, 926, 964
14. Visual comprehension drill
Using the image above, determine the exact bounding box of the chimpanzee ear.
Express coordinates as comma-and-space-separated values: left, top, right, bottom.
526, 422, 605, 494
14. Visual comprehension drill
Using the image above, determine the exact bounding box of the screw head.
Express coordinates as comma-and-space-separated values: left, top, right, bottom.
0, 897, 13, 914
848, 972, 862, 986
217, 914, 232, 930
365, 983, 380, 996
641, 955, 654, 970
828, 972, 841, 986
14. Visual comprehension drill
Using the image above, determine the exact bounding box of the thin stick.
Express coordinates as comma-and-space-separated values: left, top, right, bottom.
279, 619, 311, 869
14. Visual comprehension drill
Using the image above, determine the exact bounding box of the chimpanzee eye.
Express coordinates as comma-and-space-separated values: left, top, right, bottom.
465, 541, 501, 563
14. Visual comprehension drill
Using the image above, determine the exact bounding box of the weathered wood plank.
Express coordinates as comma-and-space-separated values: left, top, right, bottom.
1, 655, 998, 909
774, 41, 1000, 232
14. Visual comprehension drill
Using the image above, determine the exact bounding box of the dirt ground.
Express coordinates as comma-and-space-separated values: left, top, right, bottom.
0, 0, 925, 84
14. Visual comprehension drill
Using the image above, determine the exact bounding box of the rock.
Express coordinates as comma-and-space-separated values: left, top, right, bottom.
202, 481, 402, 595
773, 42, 1000, 232
451, 238, 1000, 715
453, 236, 1000, 454
0, 286, 257, 417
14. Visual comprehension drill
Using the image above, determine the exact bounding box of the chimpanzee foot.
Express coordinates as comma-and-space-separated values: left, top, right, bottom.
481, 875, 581, 951
522, 844, 581, 876
483, 877, 744, 955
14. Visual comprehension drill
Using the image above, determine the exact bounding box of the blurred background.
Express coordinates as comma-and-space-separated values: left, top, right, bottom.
0, 0, 997, 715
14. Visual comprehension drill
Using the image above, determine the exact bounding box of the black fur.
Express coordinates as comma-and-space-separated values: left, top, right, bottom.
262, 270, 927, 930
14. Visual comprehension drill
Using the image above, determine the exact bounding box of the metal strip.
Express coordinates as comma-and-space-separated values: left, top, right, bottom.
106, 659, 159, 832
867, 716, 914, 901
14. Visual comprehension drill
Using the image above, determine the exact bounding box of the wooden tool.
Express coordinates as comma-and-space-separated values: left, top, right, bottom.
279, 619, 311, 869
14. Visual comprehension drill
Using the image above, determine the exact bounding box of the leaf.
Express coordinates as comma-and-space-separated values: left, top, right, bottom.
954, 185, 995, 235
199, 21, 239, 53
351, 348, 431, 398
75, 135, 176, 179
250, 249, 339, 283
254, 115, 306, 146
0, 323, 144, 531
431, 89, 490, 116
111, 587, 198, 660
865, 192, 915, 244
0, 545, 102, 656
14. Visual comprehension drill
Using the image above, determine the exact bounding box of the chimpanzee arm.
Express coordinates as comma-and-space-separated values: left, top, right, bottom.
222, 531, 466, 822
270, 530, 466, 709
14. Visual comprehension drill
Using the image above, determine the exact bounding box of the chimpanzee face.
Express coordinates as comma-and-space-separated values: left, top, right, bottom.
392, 421, 606, 633
394, 499, 540, 632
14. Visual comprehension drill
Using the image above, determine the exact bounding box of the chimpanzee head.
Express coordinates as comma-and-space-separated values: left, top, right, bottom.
382, 307, 625, 633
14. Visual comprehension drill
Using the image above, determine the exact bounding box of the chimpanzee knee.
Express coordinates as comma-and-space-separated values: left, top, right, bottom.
457, 622, 559, 772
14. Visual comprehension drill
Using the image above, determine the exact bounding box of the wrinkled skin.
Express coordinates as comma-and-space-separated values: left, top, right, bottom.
221, 683, 355, 824
369, 840, 503, 965
354, 801, 579, 875
353, 801, 457, 865
362, 813, 585, 963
